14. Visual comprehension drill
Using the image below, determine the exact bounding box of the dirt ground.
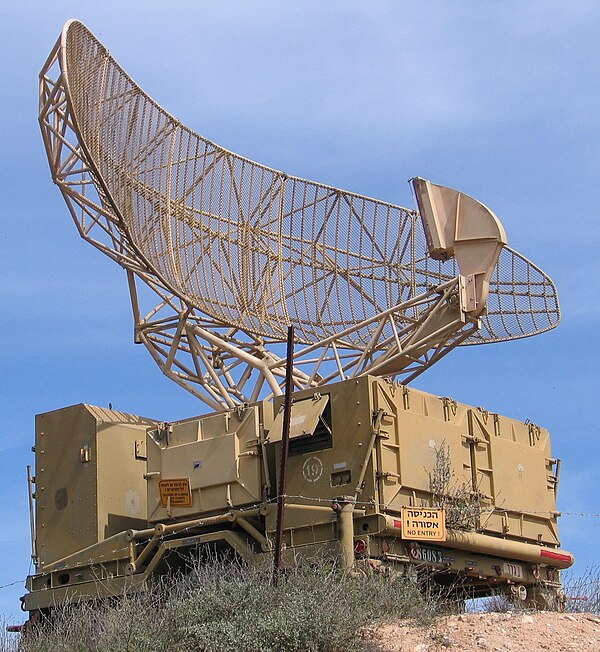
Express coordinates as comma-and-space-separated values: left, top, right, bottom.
372, 611, 600, 652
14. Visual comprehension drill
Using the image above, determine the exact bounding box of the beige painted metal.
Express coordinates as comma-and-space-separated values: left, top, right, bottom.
268, 393, 330, 442
32, 377, 566, 565
268, 376, 564, 549
333, 497, 357, 570
39, 20, 560, 410
34, 405, 156, 569
370, 380, 562, 544
412, 177, 506, 317
383, 517, 573, 569
25, 377, 572, 612
146, 406, 263, 522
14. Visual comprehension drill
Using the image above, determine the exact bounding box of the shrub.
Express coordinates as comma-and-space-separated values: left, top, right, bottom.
427, 441, 481, 531
14, 558, 435, 652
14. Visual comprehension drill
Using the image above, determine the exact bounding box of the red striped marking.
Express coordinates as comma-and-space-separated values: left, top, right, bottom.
540, 549, 573, 563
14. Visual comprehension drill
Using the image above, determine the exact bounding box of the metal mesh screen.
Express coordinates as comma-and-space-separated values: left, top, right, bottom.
61, 21, 559, 347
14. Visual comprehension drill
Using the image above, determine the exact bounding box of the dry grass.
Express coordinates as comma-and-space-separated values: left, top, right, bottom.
10, 558, 436, 652
564, 565, 600, 614
8, 560, 598, 650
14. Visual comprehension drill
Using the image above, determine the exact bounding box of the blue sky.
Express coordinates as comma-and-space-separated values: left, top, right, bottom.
1, 1, 598, 619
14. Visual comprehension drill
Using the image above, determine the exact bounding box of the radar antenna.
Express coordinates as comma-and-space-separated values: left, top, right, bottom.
39, 21, 559, 410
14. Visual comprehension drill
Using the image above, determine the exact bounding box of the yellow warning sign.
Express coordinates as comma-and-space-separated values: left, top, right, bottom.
159, 478, 192, 507
401, 507, 446, 541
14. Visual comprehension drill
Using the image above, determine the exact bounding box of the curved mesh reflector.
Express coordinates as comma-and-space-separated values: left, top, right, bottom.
61, 21, 559, 347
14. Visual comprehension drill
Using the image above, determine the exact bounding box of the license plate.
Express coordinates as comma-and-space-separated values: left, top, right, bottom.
502, 562, 524, 579
413, 546, 444, 564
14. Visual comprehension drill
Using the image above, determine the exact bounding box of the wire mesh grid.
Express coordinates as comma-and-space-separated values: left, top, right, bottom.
60, 21, 558, 351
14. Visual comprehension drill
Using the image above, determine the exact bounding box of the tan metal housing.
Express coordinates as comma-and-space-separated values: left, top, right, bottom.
24, 377, 571, 613
34, 405, 155, 568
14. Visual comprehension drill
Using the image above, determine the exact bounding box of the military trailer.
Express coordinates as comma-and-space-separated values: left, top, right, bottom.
23, 20, 573, 618
24, 376, 571, 616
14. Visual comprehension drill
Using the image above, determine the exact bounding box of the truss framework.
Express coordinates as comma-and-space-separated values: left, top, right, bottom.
39, 21, 560, 409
